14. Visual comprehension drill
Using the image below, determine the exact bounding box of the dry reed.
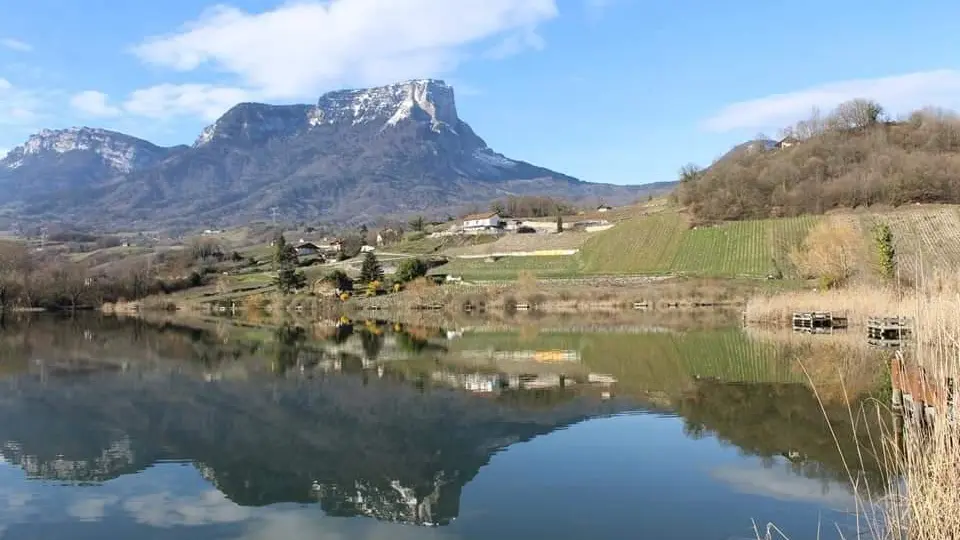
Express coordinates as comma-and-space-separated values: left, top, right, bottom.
746, 274, 960, 346
754, 271, 960, 539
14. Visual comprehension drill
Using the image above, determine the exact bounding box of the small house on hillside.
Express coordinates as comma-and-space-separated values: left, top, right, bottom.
597, 204, 613, 213
775, 136, 800, 149
462, 212, 502, 231
316, 239, 342, 254
296, 242, 321, 257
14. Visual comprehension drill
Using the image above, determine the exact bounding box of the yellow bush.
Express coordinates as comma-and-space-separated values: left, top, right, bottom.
789, 217, 865, 286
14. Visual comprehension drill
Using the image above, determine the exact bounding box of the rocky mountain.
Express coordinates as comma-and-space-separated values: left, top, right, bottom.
0, 80, 673, 229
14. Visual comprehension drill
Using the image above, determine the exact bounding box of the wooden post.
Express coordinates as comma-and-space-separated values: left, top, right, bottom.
891, 356, 904, 411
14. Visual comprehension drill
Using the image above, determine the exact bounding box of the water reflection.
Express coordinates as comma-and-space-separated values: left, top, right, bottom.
0, 314, 889, 538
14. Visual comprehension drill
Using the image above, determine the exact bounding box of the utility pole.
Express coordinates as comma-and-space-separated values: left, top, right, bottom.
270, 207, 280, 227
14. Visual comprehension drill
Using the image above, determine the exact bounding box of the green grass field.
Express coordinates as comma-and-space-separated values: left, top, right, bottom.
434, 256, 582, 281
575, 212, 819, 278
670, 215, 818, 277
578, 212, 687, 274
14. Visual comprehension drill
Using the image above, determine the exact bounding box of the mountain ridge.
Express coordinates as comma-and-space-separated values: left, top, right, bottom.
0, 79, 671, 229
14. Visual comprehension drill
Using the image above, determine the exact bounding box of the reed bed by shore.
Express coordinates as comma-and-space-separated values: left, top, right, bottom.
755, 277, 960, 540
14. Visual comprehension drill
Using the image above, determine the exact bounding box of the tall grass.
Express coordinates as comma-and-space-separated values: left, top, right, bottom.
746, 275, 960, 343
751, 273, 960, 539
882, 286, 960, 539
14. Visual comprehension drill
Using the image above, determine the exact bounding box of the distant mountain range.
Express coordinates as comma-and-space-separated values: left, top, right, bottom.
0, 79, 673, 230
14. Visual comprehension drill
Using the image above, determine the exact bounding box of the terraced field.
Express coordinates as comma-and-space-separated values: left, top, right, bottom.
578, 212, 688, 274
578, 212, 819, 277
670, 216, 819, 277
859, 205, 960, 279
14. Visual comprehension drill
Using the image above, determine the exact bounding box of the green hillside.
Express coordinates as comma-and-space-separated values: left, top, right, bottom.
437, 208, 821, 280
578, 212, 818, 277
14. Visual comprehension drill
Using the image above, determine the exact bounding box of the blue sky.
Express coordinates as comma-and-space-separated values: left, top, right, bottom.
2, 0, 960, 186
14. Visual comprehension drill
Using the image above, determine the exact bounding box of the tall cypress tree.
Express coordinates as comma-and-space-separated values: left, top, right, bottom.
272, 233, 306, 294
359, 252, 384, 284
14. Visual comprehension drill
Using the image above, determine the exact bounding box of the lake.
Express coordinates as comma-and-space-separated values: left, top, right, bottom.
0, 314, 889, 539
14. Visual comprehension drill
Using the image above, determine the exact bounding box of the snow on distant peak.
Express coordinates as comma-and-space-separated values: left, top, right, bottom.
473, 148, 518, 170
311, 79, 458, 132
2, 127, 162, 172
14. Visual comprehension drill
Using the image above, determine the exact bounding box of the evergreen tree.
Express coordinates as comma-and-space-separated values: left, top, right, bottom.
409, 215, 425, 232
873, 222, 896, 280
359, 251, 384, 284
272, 233, 306, 294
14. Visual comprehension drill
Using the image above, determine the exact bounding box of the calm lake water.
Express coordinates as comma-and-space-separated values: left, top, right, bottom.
0, 314, 887, 539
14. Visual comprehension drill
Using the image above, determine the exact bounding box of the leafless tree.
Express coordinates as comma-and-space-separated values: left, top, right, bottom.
831, 99, 885, 130
50, 263, 89, 309
0, 241, 29, 308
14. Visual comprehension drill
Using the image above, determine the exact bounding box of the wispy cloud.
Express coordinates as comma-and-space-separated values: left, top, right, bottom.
67, 495, 119, 522
483, 28, 545, 60
0, 78, 43, 125
1, 38, 33, 52
711, 463, 855, 509
703, 69, 960, 132
130, 0, 557, 102
122, 83, 254, 121
70, 90, 122, 118
122, 490, 250, 528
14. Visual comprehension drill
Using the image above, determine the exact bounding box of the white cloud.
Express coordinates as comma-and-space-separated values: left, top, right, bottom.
703, 69, 960, 133
67, 495, 119, 522
122, 83, 254, 121
1, 38, 32, 52
237, 510, 457, 540
122, 490, 251, 528
131, 0, 558, 100
484, 28, 545, 60
711, 463, 855, 510
70, 90, 122, 118
0, 148, 8, 159
0, 78, 42, 125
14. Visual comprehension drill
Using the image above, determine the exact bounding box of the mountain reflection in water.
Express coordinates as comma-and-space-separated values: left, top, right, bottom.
0, 314, 888, 534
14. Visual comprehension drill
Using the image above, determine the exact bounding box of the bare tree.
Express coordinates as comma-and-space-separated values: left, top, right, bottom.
0, 241, 29, 309
51, 263, 88, 309
792, 106, 826, 140
678, 163, 702, 183
831, 99, 885, 130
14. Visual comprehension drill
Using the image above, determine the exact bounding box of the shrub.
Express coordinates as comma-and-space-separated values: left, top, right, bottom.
789, 218, 863, 287
395, 258, 428, 283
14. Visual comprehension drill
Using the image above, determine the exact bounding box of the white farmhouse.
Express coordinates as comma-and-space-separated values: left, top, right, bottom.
462, 212, 502, 231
